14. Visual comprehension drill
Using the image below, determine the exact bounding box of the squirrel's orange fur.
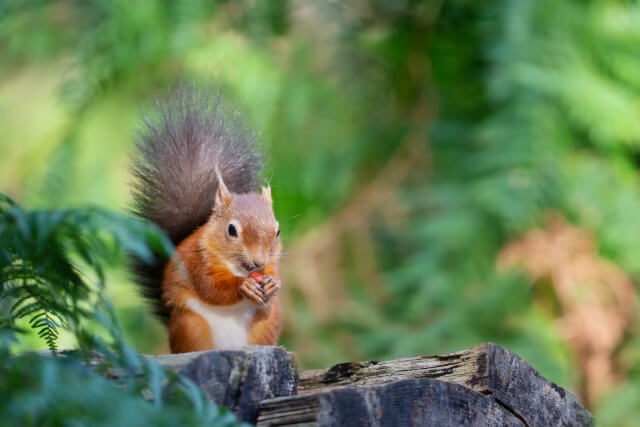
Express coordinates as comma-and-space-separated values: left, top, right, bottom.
162, 173, 282, 353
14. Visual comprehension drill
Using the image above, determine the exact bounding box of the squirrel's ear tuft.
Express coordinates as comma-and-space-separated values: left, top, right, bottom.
213, 165, 232, 216
261, 185, 272, 204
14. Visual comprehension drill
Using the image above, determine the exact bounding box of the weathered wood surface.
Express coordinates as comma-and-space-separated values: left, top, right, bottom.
38, 343, 593, 426
264, 343, 593, 427
298, 342, 488, 395
161, 346, 298, 424
258, 378, 523, 427
486, 343, 592, 427
38, 346, 298, 424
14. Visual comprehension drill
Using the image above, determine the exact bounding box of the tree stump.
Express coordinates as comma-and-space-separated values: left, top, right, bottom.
257, 343, 593, 426
150, 346, 298, 424
40, 343, 593, 425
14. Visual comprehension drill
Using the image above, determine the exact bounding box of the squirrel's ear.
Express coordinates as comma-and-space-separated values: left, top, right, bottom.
261, 185, 272, 204
213, 166, 232, 216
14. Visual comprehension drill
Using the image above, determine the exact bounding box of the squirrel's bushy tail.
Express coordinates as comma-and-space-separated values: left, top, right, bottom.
130, 83, 264, 320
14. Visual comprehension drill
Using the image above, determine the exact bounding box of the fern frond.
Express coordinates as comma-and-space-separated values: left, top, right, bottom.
30, 310, 60, 352
0, 193, 172, 351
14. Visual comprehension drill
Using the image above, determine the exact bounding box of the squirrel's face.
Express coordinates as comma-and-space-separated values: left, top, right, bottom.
207, 183, 280, 277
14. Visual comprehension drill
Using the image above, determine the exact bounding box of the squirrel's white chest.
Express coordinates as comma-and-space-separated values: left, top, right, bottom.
186, 298, 256, 349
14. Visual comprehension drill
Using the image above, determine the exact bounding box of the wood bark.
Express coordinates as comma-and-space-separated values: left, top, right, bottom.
160, 346, 298, 423
38, 343, 593, 426
259, 378, 523, 426
262, 343, 593, 427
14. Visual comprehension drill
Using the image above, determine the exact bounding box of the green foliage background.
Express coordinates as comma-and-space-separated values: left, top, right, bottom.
2, 0, 640, 425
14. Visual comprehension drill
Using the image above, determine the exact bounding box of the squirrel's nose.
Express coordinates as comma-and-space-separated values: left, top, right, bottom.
252, 260, 266, 271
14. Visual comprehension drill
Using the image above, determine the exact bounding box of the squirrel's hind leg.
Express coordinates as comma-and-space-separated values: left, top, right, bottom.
248, 297, 281, 346
168, 308, 214, 353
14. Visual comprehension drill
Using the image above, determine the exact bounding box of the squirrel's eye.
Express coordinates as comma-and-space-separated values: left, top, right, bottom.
228, 224, 238, 237
276, 229, 280, 238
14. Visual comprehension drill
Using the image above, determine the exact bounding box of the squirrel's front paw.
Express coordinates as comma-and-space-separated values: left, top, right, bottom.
239, 278, 266, 305
261, 275, 281, 302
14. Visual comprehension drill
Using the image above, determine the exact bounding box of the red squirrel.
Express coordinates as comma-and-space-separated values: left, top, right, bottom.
130, 84, 281, 353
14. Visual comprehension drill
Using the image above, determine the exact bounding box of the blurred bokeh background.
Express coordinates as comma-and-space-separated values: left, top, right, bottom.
2, 0, 640, 424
